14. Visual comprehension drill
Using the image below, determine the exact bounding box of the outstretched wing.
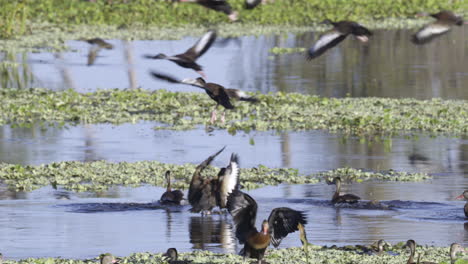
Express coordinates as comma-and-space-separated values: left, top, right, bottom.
227, 189, 258, 244
188, 146, 226, 205
411, 23, 451, 45
307, 30, 347, 60
184, 30, 217, 61
150, 71, 182, 84
268, 207, 307, 247
219, 153, 240, 207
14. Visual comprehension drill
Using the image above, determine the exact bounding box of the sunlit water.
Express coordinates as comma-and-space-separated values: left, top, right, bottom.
2, 27, 468, 99
0, 123, 467, 259
0, 27, 468, 259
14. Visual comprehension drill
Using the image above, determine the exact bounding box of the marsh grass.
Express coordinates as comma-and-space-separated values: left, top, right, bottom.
0, 0, 466, 39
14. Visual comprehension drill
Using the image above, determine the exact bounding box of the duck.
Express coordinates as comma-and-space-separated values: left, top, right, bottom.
160, 170, 184, 205
188, 147, 239, 214
227, 189, 308, 263
455, 190, 468, 217
406, 240, 438, 264
82, 38, 114, 66
374, 239, 386, 255
412, 10, 465, 45
163, 248, 192, 264
145, 30, 216, 78
100, 253, 119, 264
177, 0, 238, 21
307, 20, 372, 60
150, 71, 258, 124
329, 177, 360, 204
449, 243, 466, 264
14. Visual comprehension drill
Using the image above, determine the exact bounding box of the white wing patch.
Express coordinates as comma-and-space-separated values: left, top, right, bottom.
416, 24, 450, 40
224, 160, 239, 195
181, 78, 203, 87
311, 31, 343, 53
194, 31, 216, 55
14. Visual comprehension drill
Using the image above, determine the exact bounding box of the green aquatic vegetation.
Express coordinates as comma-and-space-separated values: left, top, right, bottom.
269, 47, 306, 55
0, 88, 467, 136
0, 160, 430, 192
3, 243, 467, 264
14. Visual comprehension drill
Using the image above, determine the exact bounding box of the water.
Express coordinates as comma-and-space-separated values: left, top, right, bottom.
0, 123, 467, 259
2, 28, 468, 99
0, 27, 468, 259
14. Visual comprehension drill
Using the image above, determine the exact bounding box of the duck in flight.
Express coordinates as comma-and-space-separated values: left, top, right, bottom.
227, 189, 308, 263
145, 30, 217, 78
412, 10, 466, 45
150, 71, 258, 124
82, 38, 114, 66
307, 20, 372, 60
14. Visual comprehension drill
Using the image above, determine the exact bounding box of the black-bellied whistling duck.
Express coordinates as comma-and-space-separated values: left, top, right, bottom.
178, 0, 238, 21
100, 253, 119, 264
449, 243, 466, 264
329, 177, 360, 204
307, 20, 372, 60
82, 38, 114, 66
216, 153, 240, 210
145, 30, 217, 78
160, 171, 184, 205
455, 190, 468, 217
227, 189, 308, 263
162, 248, 191, 264
150, 71, 257, 124
412, 10, 466, 45
374, 239, 386, 255
406, 240, 438, 264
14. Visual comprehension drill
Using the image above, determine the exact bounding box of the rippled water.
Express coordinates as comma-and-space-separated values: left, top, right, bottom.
2, 27, 468, 99
0, 27, 468, 259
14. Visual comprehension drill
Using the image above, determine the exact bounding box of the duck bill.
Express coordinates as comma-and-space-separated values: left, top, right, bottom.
455, 194, 465, 200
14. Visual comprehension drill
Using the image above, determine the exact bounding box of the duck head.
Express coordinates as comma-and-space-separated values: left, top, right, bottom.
450, 243, 466, 260
455, 190, 468, 200
100, 253, 119, 264
163, 248, 178, 261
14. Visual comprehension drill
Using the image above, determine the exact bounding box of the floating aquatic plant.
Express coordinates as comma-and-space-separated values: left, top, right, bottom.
0, 160, 431, 192
0, 88, 467, 136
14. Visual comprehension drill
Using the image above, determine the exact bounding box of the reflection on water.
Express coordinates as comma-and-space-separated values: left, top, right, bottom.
1, 28, 467, 99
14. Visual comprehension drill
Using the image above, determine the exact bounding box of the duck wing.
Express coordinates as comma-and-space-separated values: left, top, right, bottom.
188, 146, 226, 206
219, 153, 240, 207
150, 71, 205, 89
183, 30, 217, 61
268, 207, 307, 247
411, 23, 451, 44
245, 0, 262, 9
227, 189, 258, 244
307, 30, 347, 60
225, 89, 259, 103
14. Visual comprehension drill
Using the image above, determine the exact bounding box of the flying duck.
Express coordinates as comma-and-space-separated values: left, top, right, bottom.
145, 30, 216, 78
227, 189, 308, 263
178, 0, 238, 21
455, 190, 468, 217
307, 20, 372, 60
328, 177, 361, 204
150, 71, 257, 124
412, 10, 465, 44
82, 38, 114, 66
160, 171, 184, 205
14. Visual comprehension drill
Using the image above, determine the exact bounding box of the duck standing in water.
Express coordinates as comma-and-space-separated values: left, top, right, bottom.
307, 20, 372, 60
160, 171, 184, 205
329, 177, 361, 204
412, 10, 466, 45
227, 189, 308, 263
150, 71, 257, 124
100, 253, 119, 264
455, 190, 468, 217
163, 248, 192, 264
144, 30, 216, 78
82, 38, 114, 66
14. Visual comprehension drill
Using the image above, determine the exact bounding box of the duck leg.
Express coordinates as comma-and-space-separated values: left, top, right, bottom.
210, 108, 217, 124
220, 111, 226, 124
196, 70, 207, 78
228, 11, 238, 22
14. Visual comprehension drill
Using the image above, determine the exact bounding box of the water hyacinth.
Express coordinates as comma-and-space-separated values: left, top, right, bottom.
0, 161, 430, 192
3, 242, 467, 263
0, 89, 467, 136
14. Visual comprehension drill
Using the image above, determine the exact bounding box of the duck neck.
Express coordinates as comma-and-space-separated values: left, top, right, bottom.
407, 246, 415, 264
334, 180, 341, 199
166, 173, 172, 192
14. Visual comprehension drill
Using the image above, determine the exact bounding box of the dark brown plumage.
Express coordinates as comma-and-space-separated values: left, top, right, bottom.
178, 0, 238, 21
412, 10, 465, 45
160, 171, 184, 205
307, 20, 372, 60
144, 30, 217, 77
150, 71, 257, 124
188, 147, 225, 214
227, 189, 308, 263
162, 248, 192, 264
330, 177, 360, 204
